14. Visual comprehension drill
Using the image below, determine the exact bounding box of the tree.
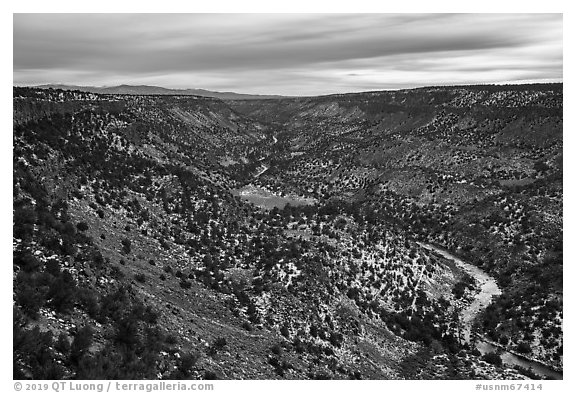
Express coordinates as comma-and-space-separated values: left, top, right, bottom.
121, 238, 132, 254
517, 342, 532, 354
15, 274, 48, 319
174, 352, 200, 377
482, 352, 502, 367
70, 326, 94, 364
208, 337, 227, 356
56, 332, 71, 354
48, 271, 77, 313
45, 259, 61, 277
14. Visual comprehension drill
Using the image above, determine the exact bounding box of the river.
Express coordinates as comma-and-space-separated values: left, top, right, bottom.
419, 243, 562, 380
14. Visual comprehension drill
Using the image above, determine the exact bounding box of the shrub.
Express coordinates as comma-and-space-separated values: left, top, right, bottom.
482, 352, 503, 367
14, 207, 37, 239
115, 317, 140, 348
350, 370, 362, 380
47, 271, 77, 313
293, 337, 306, 354
533, 160, 549, 173
142, 306, 159, 324
92, 251, 104, 267
208, 337, 227, 356
452, 281, 467, 299
329, 331, 344, 348
45, 259, 61, 277
110, 265, 125, 279
270, 344, 282, 355
13, 319, 65, 379
160, 239, 170, 250
61, 221, 77, 237
77, 288, 100, 317
121, 238, 132, 254
517, 342, 532, 354
499, 335, 510, 345
165, 334, 178, 345
203, 370, 219, 380
76, 222, 89, 231
134, 273, 146, 283
16, 277, 48, 319
70, 326, 94, 364
269, 356, 292, 377
179, 352, 200, 373
14, 251, 42, 273
56, 332, 71, 354
213, 337, 227, 349
61, 238, 77, 256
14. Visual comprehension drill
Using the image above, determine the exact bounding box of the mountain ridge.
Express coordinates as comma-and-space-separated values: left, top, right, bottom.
31, 83, 289, 100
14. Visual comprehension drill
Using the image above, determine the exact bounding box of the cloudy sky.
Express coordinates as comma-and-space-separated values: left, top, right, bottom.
13, 13, 562, 96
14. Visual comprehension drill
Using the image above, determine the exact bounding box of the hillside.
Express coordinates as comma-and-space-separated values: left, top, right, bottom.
230, 84, 563, 370
13, 85, 562, 380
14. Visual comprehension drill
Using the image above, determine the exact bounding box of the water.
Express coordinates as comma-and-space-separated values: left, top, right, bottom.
233, 185, 316, 210
476, 341, 562, 380
419, 243, 501, 343
419, 243, 562, 380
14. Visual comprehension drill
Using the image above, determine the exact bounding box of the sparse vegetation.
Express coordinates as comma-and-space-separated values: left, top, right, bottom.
13, 85, 562, 379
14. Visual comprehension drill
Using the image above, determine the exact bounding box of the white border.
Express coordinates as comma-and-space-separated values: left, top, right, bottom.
3, 2, 572, 391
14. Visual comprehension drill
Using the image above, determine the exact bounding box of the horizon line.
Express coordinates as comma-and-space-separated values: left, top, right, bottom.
14, 80, 564, 99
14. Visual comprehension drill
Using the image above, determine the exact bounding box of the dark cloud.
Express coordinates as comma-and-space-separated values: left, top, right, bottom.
13, 13, 562, 95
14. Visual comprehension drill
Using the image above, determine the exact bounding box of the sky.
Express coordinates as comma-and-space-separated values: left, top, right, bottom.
13, 13, 563, 96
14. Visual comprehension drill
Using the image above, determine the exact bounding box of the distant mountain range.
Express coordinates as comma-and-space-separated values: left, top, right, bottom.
32, 84, 287, 100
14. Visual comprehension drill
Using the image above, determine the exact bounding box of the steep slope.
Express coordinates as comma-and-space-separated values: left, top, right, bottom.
230, 84, 563, 371
13, 85, 560, 380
